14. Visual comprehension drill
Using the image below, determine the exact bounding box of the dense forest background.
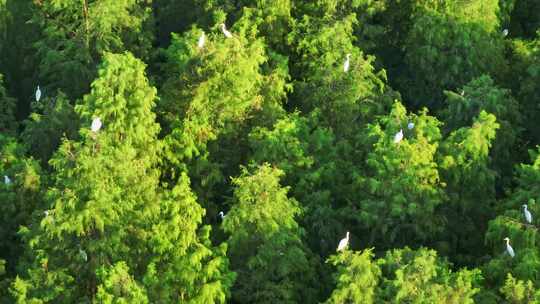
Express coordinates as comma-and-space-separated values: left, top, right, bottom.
0, 0, 540, 303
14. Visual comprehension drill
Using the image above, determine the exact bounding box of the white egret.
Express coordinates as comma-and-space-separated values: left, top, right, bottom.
407, 122, 415, 130
394, 129, 404, 144
337, 231, 350, 252
91, 117, 102, 133
502, 29, 509, 37
343, 53, 351, 73
197, 31, 206, 49
44, 210, 49, 217
504, 237, 515, 258
4, 175, 11, 185
79, 248, 88, 262
523, 204, 533, 224
35, 85, 42, 102
220, 23, 233, 38
218, 211, 225, 219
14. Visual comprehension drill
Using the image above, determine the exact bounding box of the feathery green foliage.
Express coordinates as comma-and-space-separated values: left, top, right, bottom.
2, 1, 540, 302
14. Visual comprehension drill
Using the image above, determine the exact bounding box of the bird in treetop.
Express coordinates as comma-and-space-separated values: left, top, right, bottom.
504, 237, 515, 258
220, 23, 233, 38
197, 31, 206, 49
523, 204, 533, 224
91, 117, 102, 133
35, 85, 42, 102
394, 129, 404, 144
337, 231, 350, 252
343, 54, 351, 73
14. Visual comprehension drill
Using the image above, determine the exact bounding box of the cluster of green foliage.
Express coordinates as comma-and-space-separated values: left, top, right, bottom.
1, 0, 540, 303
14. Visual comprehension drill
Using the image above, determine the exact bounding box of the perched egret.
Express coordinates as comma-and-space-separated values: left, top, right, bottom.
220, 23, 233, 38
394, 129, 404, 144
197, 31, 206, 49
504, 237, 515, 258
523, 204, 533, 224
4, 175, 11, 185
44, 210, 49, 217
337, 231, 350, 252
91, 117, 102, 133
502, 29, 509, 37
35, 85, 42, 102
343, 53, 351, 73
218, 211, 225, 219
79, 248, 88, 262
407, 122, 415, 130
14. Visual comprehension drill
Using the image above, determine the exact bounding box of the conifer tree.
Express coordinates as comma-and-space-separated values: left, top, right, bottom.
401, 0, 505, 108
0, 135, 43, 301
437, 111, 499, 264
33, 0, 154, 98
160, 20, 266, 168
158, 16, 289, 215
288, 0, 392, 137
378, 247, 481, 303
500, 273, 540, 303
324, 249, 380, 304
483, 147, 540, 299
196, 0, 292, 51
441, 75, 522, 188
223, 164, 319, 303
248, 112, 346, 256
11, 52, 234, 303
351, 102, 445, 248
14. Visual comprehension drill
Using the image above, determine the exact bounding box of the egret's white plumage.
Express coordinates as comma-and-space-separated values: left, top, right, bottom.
4, 175, 11, 185
394, 129, 404, 144
407, 122, 415, 130
91, 117, 102, 133
523, 204, 533, 224
220, 23, 233, 38
79, 249, 88, 262
198, 31, 206, 49
502, 29, 509, 37
337, 231, 350, 252
218, 211, 225, 219
44, 210, 49, 217
35, 86, 41, 102
504, 237, 515, 258
343, 53, 351, 73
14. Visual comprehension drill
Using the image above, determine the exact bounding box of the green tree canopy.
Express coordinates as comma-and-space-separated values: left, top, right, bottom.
483, 147, 540, 300
11, 52, 234, 303
401, 1, 505, 108
0, 134, 43, 301
324, 249, 380, 304
222, 164, 320, 303
351, 102, 445, 248
378, 247, 481, 303
437, 111, 499, 265
33, 0, 153, 98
